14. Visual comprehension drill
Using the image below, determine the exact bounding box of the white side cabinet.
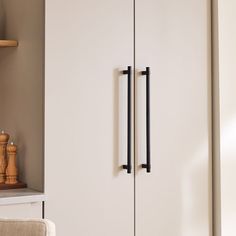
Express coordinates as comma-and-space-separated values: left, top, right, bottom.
0, 203, 42, 218
0, 189, 45, 218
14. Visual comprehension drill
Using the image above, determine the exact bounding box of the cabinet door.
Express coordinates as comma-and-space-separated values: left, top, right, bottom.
135, 0, 212, 236
0, 203, 42, 218
45, 1, 134, 236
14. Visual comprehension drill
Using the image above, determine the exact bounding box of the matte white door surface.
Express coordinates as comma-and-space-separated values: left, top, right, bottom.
135, 1, 212, 236
45, 1, 134, 236
218, 1, 236, 235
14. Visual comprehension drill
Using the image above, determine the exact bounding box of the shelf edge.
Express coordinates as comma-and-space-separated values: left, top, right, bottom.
0, 190, 46, 206
0, 40, 18, 47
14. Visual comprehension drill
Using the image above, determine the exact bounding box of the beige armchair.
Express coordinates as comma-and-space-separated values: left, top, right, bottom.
0, 219, 55, 236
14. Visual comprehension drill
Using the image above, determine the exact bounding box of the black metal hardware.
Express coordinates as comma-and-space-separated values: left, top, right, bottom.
122, 66, 132, 174
141, 67, 151, 173
42, 201, 45, 219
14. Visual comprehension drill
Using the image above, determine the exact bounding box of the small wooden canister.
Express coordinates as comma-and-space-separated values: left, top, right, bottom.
5, 142, 18, 184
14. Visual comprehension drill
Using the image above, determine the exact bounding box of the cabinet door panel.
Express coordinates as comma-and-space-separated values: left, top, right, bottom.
45, 1, 134, 236
135, 1, 212, 236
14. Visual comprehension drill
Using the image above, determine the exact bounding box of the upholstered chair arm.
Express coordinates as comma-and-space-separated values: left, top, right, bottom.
0, 219, 55, 236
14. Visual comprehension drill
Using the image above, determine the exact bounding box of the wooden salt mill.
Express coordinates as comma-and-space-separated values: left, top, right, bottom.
0, 131, 10, 183
5, 142, 18, 184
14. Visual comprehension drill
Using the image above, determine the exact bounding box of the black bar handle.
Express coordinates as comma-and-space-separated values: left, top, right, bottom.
122, 66, 132, 174
141, 67, 151, 173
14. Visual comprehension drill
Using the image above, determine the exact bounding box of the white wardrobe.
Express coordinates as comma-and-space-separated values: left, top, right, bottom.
45, 0, 212, 236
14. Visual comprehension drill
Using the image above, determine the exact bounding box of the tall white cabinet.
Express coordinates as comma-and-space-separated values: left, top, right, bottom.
45, 0, 212, 236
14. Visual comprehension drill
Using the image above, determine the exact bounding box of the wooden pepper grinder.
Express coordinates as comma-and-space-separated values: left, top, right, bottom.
5, 142, 18, 184
0, 131, 10, 183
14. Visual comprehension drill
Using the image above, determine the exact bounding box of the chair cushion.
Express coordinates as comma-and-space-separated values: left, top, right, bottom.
0, 219, 55, 236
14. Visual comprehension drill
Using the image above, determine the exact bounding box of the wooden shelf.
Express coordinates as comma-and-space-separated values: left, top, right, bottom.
0, 182, 27, 190
0, 40, 18, 47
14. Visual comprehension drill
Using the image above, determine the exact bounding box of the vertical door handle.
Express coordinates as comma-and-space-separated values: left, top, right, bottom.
141, 67, 151, 173
122, 66, 132, 174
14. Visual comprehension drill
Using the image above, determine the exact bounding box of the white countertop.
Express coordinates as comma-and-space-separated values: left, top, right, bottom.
0, 188, 46, 205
